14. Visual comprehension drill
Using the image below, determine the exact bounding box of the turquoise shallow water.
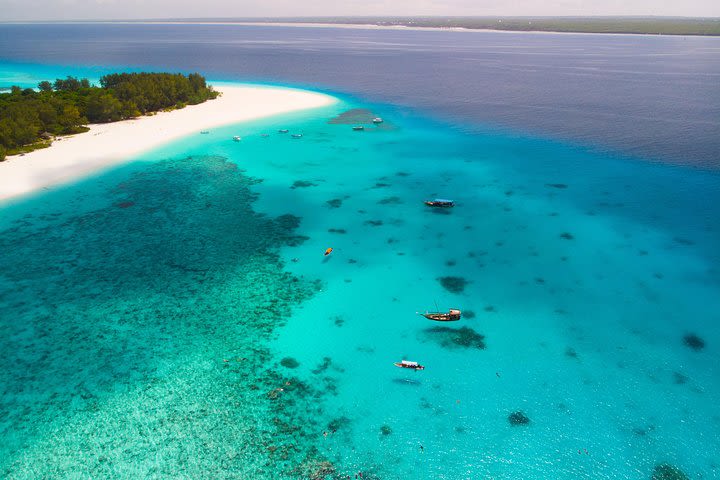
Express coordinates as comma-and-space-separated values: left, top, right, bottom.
1, 92, 719, 479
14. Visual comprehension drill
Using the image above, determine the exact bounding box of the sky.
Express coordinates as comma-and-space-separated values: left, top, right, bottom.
1, 0, 719, 22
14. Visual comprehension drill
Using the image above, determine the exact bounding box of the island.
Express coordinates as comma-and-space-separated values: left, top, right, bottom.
0, 78, 336, 201
176, 16, 720, 36
0, 72, 220, 161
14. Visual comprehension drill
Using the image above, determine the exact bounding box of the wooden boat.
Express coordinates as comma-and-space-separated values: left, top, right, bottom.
291, 133, 303, 138
278, 129, 289, 133
352, 126, 365, 131
424, 198, 454, 208
420, 309, 461, 322
372, 117, 383, 124
394, 360, 425, 371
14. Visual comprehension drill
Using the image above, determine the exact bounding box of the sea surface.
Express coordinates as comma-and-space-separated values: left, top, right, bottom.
1, 24, 719, 479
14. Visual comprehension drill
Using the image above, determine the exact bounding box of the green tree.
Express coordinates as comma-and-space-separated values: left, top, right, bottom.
86, 91, 123, 122
38, 81, 53, 92
53, 76, 87, 92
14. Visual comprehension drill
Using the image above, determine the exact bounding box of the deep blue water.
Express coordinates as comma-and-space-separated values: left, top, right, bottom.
1, 23, 719, 480
0, 23, 719, 167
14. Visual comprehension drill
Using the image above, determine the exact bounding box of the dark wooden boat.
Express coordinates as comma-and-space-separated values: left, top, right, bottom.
394, 360, 425, 371
424, 199, 454, 208
420, 309, 461, 322
352, 126, 365, 131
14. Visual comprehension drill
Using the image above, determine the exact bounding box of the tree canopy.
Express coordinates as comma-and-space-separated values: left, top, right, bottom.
0, 72, 219, 160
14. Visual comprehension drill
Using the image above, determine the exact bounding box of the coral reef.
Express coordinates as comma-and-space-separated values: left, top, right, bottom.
651, 463, 689, 480
438, 276, 468, 293
281, 357, 300, 369
508, 411, 531, 426
421, 326, 486, 349
683, 333, 705, 351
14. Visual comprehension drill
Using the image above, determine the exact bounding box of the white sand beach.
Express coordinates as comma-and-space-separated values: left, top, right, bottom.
0, 84, 336, 202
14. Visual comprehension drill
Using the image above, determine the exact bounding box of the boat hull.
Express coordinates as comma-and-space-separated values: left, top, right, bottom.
422, 313, 461, 321
394, 362, 425, 370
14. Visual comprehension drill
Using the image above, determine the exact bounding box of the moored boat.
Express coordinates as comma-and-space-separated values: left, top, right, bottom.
278, 129, 289, 133
233, 135, 242, 141
200, 130, 210, 134
420, 309, 462, 322
291, 133, 303, 138
394, 360, 425, 371
372, 117, 383, 124
352, 126, 365, 131
424, 199, 454, 208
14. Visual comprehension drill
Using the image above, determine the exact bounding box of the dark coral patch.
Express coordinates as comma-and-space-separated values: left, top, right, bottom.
327, 108, 376, 124
683, 333, 705, 351
508, 411, 531, 426
651, 463, 689, 480
378, 196, 403, 205
115, 201, 135, 208
673, 372, 688, 385
328, 228, 347, 234
673, 237, 695, 246
463, 310, 476, 319
380, 425, 392, 436
280, 357, 299, 368
560, 232, 574, 240
422, 326, 486, 350
291, 180, 317, 189
438, 276, 468, 293
545, 183, 568, 189
364, 220, 383, 227
311, 357, 332, 375
326, 198, 343, 208
327, 416, 351, 432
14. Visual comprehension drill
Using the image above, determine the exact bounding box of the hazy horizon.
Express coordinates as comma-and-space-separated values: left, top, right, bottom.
1, 0, 718, 23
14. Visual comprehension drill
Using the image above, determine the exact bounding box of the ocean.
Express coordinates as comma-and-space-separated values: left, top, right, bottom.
0, 23, 719, 479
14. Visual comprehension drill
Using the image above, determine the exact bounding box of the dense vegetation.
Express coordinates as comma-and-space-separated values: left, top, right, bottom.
0, 72, 219, 160
223, 16, 720, 36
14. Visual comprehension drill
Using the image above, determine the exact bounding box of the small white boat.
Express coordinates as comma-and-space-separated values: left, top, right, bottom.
424, 199, 455, 208
291, 133, 303, 138
372, 117, 384, 124
233, 136, 242, 142
394, 360, 425, 371
278, 129, 289, 133
352, 126, 365, 131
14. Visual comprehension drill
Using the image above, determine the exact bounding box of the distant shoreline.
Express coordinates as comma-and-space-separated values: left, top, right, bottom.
0, 84, 336, 202
3, 17, 719, 36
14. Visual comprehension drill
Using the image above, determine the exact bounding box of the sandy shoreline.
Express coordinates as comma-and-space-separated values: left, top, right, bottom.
0, 84, 336, 202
